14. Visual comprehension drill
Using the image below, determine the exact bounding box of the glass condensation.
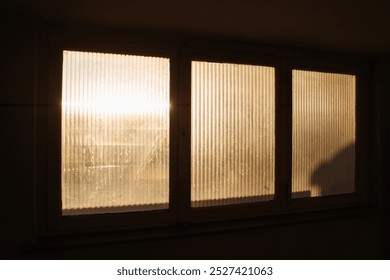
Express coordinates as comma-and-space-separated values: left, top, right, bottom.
191, 61, 275, 207
292, 70, 355, 198
61, 51, 170, 215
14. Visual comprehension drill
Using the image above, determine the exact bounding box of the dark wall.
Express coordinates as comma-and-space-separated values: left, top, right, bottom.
0, 12, 388, 259
374, 57, 390, 258
1, 15, 37, 258
25, 216, 386, 259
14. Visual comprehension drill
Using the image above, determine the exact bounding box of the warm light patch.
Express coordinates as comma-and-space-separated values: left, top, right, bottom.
292, 70, 356, 198
191, 61, 275, 207
62, 98, 169, 116
61, 50, 170, 215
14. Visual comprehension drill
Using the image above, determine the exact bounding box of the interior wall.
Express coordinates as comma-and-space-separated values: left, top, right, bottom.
374, 57, 390, 257
0, 15, 37, 258
28, 216, 385, 259
0, 13, 388, 259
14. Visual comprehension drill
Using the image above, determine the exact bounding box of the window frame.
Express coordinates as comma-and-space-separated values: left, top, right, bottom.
178, 48, 284, 223
178, 45, 369, 223
36, 31, 371, 238
40, 34, 179, 233
287, 59, 369, 211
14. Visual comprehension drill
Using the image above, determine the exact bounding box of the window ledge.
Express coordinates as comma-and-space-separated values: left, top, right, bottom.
31, 204, 382, 252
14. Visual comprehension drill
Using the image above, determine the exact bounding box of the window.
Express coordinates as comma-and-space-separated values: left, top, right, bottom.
191, 61, 275, 207
61, 50, 171, 215
42, 36, 369, 234
292, 70, 356, 198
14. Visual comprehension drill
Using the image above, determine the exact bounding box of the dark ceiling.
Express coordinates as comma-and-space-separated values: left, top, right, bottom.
3, 0, 390, 53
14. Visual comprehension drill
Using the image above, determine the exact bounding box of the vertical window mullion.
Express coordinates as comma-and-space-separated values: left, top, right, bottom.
177, 48, 192, 222
274, 66, 292, 205
169, 51, 179, 220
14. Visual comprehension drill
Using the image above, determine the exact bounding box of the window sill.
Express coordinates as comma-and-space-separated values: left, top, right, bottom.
32, 203, 381, 252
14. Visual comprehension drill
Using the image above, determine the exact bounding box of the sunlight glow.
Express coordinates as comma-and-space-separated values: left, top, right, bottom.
61, 50, 170, 215
62, 97, 169, 116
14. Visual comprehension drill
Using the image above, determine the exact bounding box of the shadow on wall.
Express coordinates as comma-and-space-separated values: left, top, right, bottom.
311, 143, 355, 196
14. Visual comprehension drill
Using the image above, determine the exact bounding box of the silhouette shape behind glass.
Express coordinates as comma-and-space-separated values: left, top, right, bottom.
292, 70, 355, 198
310, 142, 355, 196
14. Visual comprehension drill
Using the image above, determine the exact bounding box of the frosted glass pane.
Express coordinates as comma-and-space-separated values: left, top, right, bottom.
292, 70, 355, 198
191, 61, 275, 207
61, 51, 170, 215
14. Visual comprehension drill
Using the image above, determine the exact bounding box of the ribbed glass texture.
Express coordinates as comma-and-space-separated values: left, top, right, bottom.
191, 61, 275, 207
292, 70, 355, 198
61, 50, 170, 215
